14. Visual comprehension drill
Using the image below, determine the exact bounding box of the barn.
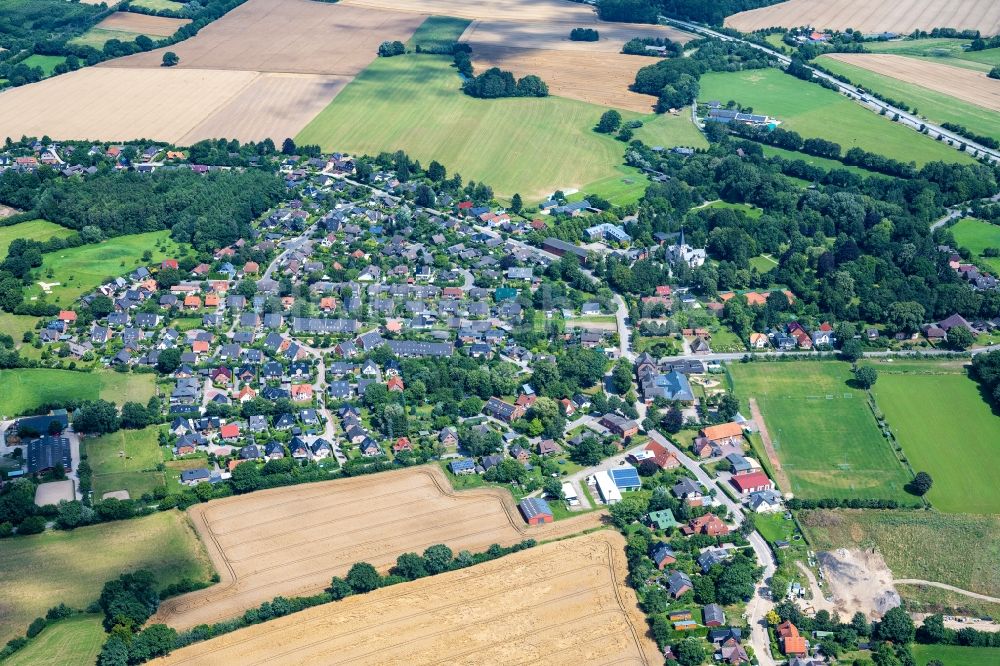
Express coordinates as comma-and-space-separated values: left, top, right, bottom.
610, 466, 641, 492
518, 497, 554, 525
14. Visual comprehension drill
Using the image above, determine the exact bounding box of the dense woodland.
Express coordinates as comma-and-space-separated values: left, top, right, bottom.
597, 0, 785, 26
613, 134, 1000, 333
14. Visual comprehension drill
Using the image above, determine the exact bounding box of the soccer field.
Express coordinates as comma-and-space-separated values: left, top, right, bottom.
698, 69, 974, 166
871, 361, 1000, 514
728, 361, 913, 501
297, 53, 703, 200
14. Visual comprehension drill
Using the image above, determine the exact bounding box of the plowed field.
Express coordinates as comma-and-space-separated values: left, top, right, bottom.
152, 466, 603, 631
460, 18, 693, 52
153, 530, 660, 666
94, 11, 190, 36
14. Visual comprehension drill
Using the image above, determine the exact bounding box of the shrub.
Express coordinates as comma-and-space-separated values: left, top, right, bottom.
570, 28, 599, 42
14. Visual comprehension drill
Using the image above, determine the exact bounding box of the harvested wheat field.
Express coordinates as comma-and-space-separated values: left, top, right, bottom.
472, 46, 658, 112
341, 0, 597, 22
152, 466, 603, 631
824, 53, 1000, 112
0, 67, 340, 144
726, 0, 1000, 35
95, 11, 191, 37
103, 0, 426, 74
460, 19, 693, 53
153, 530, 659, 666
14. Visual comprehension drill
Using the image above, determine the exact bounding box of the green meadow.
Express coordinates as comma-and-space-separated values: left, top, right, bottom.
911, 644, 1000, 666
0, 368, 155, 417
70, 27, 146, 50
298, 53, 703, 201
698, 68, 974, 166
728, 361, 913, 501
21, 54, 67, 76
865, 38, 1000, 72
4, 614, 106, 666
870, 360, 1000, 514
951, 218, 1000, 274
86, 427, 166, 500
0, 219, 74, 257
816, 55, 1000, 142
405, 15, 471, 51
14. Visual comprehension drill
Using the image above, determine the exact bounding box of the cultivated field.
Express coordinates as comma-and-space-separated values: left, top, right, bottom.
25, 230, 184, 304
4, 614, 106, 666
103, 0, 425, 75
0, 511, 212, 645
460, 19, 692, 53
153, 466, 603, 630
0, 368, 155, 417
869, 361, 1000, 514
817, 55, 1000, 142
471, 46, 661, 112
824, 53, 1000, 113
799, 509, 1000, 598
728, 361, 913, 501
726, 0, 1000, 36
86, 427, 166, 500
95, 11, 191, 37
0, 219, 74, 257
698, 69, 974, 166
340, 0, 598, 22
153, 530, 660, 666
864, 38, 1000, 73
298, 53, 676, 199
951, 218, 1000, 274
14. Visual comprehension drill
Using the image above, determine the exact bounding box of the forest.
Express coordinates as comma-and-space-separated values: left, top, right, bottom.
597, 0, 785, 26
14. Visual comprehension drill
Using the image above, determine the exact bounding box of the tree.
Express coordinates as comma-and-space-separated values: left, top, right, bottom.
610, 359, 633, 394
98, 635, 129, 666
674, 637, 706, 666
328, 576, 352, 600
281, 138, 296, 155
230, 462, 262, 493
129, 624, 178, 662
717, 392, 739, 421
156, 347, 181, 374
917, 613, 946, 644
99, 570, 160, 631
120, 402, 151, 429
427, 160, 446, 182
377, 40, 406, 57
161, 51, 179, 67
543, 477, 564, 500
989, 65, 1000, 80
608, 493, 649, 528
422, 544, 454, 575
909, 471, 933, 496
510, 193, 523, 213
947, 326, 974, 350
346, 562, 381, 593
662, 406, 684, 434
74, 400, 121, 435
841, 339, 865, 363
391, 552, 428, 579
876, 606, 915, 645
854, 366, 878, 389
713, 555, 758, 604
596, 109, 622, 133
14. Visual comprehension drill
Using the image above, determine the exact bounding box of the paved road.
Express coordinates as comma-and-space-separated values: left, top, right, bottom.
261, 224, 316, 281
665, 18, 1000, 164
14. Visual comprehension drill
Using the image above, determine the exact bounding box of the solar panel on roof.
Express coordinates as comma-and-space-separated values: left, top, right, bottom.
610, 467, 641, 489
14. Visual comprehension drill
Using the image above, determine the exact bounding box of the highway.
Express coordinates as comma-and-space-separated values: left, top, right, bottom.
664, 18, 1000, 164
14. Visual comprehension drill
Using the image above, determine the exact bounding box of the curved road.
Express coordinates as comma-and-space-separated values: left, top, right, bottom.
664, 18, 1000, 164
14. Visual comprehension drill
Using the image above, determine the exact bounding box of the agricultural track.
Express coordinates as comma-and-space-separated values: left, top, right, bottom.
153, 466, 603, 630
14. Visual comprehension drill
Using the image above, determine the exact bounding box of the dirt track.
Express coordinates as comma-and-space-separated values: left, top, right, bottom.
102, 0, 426, 75
725, 0, 1000, 35
824, 53, 1000, 113
152, 466, 604, 631
153, 530, 659, 666
748, 397, 792, 492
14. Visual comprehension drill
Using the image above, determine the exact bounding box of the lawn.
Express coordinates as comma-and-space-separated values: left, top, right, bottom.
70, 27, 145, 50
912, 644, 1000, 666
130, 0, 186, 10
0, 219, 74, 257
698, 68, 974, 166
405, 15, 471, 51
728, 361, 913, 501
632, 112, 708, 150
749, 254, 778, 273
5, 614, 106, 666
0, 510, 213, 644
799, 509, 1000, 598
86, 427, 166, 499
816, 55, 1000, 142
568, 165, 651, 207
0, 368, 156, 417
297, 54, 697, 201
0, 312, 40, 346
699, 200, 763, 218
870, 361, 1000, 514
26, 230, 185, 305
951, 218, 1000, 274
21, 54, 67, 77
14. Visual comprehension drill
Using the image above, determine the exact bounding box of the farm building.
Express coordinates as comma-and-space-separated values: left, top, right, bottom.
26, 436, 71, 474
591, 470, 622, 505
729, 471, 774, 495
610, 466, 641, 492
518, 497, 554, 525
449, 459, 475, 475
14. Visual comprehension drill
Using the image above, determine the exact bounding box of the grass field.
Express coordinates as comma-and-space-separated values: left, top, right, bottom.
912, 644, 1000, 666
86, 427, 166, 499
799, 509, 1000, 598
26, 230, 185, 305
760, 144, 879, 177
0, 368, 156, 417
5, 614, 105, 666
951, 218, 1000, 274
728, 361, 913, 501
0, 219, 74, 257
0, 312, 40, 346
750, 254, 779, 272
70, 27, 146, 49
0, 510, 213, 644
130, 0, 187, 10
632, 112, 707, 150
898, 582, 1000, 619
698, 69, 973, 166
297, 54, 698, 200
21, 54, 67, 77
865, 39, 1000, 72
406, 15, 470, 51
870, 361, 1000, 514
816, 55, 1000, 142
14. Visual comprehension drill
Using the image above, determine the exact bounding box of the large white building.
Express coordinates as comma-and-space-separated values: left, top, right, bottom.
590, 470, 622, 505
667, 228, 705, 268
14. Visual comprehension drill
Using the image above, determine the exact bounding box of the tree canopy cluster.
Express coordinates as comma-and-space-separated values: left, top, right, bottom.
462, 67, 549, 99
569, 28, 599, 42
